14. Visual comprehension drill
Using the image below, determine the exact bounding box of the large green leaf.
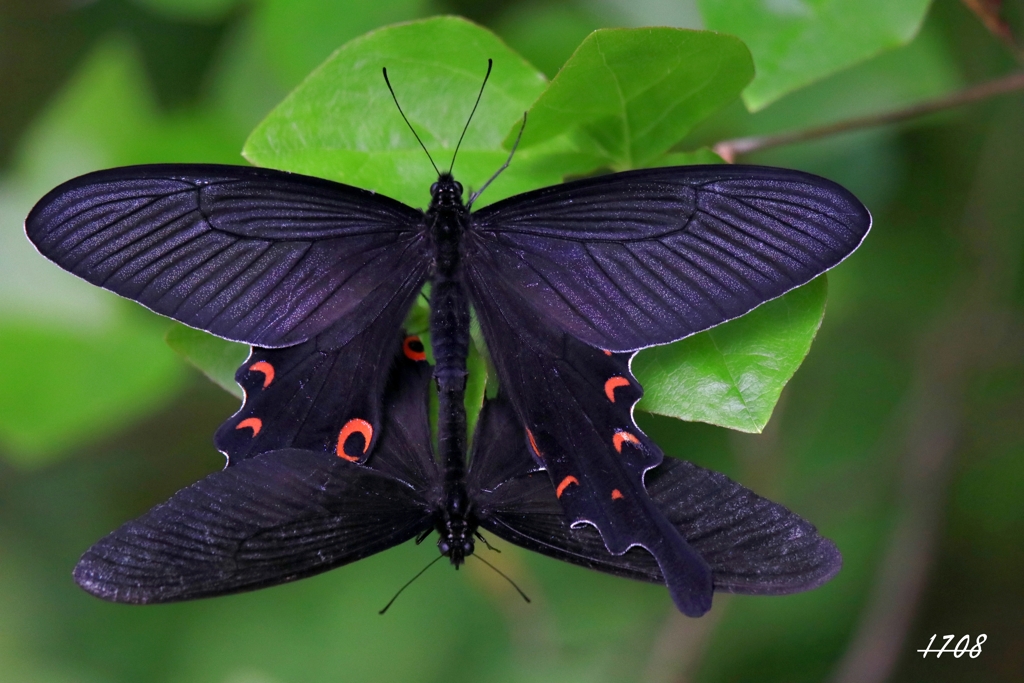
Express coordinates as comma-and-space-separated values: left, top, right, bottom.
513, 28, 753, 173
243, 16, 548, 208
698, 0, 933, 111
165, 324, 249, 399
635, 277, 828, 433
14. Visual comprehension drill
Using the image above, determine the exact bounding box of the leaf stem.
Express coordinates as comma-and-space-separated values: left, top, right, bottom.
712, 71, 1024, 161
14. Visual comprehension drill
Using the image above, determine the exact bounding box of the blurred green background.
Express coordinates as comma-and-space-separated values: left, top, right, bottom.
1, 1, 1022, 682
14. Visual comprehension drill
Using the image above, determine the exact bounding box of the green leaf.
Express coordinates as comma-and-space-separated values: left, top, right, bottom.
513, 28, 753, 172
494, 3, 609, 79
697, 0, 932, 111
634, 276, 828, 433
0, 312, 187, 466
165, 324, 249, 398
244, 16, 548, 208
650, 147, 725, 167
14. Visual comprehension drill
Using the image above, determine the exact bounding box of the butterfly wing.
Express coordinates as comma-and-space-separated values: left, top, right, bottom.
213, 295, 426, 465
465, 281, 712, 616
26, 164, 429, 348
469, 394, 841, 597
74, 342, 441, 604
468, 164, 870, 351
74, 448, 434, 604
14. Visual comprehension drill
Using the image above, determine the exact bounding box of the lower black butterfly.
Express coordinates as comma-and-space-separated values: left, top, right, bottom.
28, 61, 868, 615
74, 332, 841, 607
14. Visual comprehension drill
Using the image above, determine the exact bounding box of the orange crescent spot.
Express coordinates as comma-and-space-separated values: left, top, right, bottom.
613, 430, 640, 453
556, 476, 579, 499
602, 349, 613, 356
337, 418, 373, 462
526, 428, 543, 459
611, 489, 624, 500
248, 361, 275, 388
403, 335, 427, 362
235, 417, 262, 436
604, 376, 630, 402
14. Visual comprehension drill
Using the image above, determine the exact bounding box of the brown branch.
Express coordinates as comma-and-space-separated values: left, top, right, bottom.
960, 0, 1024, 61
713, 71, 1024, 161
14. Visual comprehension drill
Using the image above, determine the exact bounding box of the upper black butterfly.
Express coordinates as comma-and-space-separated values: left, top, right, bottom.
26, 64, 869, 616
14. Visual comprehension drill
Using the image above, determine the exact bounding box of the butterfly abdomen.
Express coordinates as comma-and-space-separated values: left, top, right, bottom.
426, 173, 472, 392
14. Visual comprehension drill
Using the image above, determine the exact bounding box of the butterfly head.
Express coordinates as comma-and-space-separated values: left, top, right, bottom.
438, 532, 475, 568
437, 488, 477, 567
430, 173, 464, 209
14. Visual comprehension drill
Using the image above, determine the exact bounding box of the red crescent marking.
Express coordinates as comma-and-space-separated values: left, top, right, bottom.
613, 430, 640, 453
602, 349, 613, 356
337, 418, 373, 461
604, 376, 630, 402
556, 476, 579, 499
248, 361, 275, 388
611, 489, 624, 500
526, 428, 543, 459
235, 417, 262, 436
403, 335, 427, 362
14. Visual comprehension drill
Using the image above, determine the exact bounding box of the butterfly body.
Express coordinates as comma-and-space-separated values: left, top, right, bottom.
423, 172, 476, 568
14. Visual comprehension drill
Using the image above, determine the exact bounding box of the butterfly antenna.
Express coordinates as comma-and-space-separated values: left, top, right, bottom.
472, 554, 531, 604
467, 111, 527, 209
448, 59, 493, 175
382, 67, 440, 176
379, 554, 444, 615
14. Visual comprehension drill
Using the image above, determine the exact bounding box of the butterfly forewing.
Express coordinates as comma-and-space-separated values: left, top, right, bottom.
73, 448, 435, 604
643, 459, 841, 594
468, 165, 870, 351
25, 164, 430, 348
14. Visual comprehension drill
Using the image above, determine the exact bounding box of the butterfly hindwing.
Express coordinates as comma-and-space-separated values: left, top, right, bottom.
25, 164, 430, 348
468, 164, 870, 351
75, 339, 442, 604
469, 392, 841, 596
214, 291, 423, 465
467, 278, 713, 616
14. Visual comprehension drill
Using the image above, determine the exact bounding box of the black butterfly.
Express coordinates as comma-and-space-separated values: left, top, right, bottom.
73, 332, 841, 606
26, 65, 870, 616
